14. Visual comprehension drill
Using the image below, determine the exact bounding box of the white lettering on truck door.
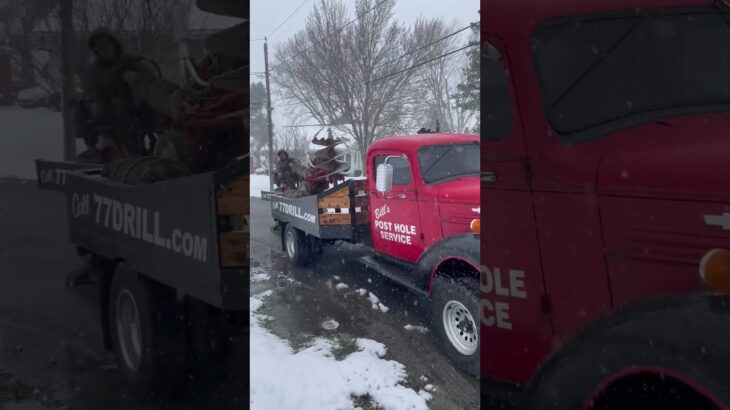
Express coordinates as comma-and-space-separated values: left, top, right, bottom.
481, 266, 527, 330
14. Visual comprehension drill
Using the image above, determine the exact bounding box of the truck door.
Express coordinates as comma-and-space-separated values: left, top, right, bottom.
369, 150, 424, 263
481, 39, 554, 383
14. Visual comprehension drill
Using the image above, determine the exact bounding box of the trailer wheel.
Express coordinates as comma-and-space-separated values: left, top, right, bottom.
308, 236, 323, 263
431, 277, 479, 377
109, 263, 185, 399
284, 224, 311, 266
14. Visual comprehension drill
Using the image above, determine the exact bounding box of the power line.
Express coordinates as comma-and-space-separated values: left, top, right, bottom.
268, 0, 311, 38
377, 22, 476, 68
273, 0, 391, 69
271, 42, 476, 110
367, 42, 477, 85
283, 123, 350, 128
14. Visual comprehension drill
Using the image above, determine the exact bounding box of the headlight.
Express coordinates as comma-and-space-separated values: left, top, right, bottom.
699, 249, 730, 293
470, 219, 480, 234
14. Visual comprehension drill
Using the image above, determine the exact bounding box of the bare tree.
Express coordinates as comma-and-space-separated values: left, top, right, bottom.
0, 0, 56, 83
272, 0, 445, 169
414, 20, 476, 133
275, 126, 310, 163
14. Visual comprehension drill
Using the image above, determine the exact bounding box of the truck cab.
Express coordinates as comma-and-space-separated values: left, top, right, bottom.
483, 0, 730, 408
366, 133, 480, 266
271, 132, 482, 376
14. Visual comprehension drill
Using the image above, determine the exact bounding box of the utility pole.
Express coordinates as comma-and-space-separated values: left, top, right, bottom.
60, 0, 75, 161
264, 38, 275, 190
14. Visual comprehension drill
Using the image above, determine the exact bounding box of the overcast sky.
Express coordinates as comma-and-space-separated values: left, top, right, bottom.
250, 0, 479, 74
250, 0, 478, 129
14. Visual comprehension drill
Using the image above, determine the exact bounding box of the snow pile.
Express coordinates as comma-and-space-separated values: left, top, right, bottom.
335, 283, 349, 290
356, 288, 368, 296
251, 268, 271, 282
250, 174, 271, 198
404, 325, 429, 333
366, 292, 389, 313
250, 291, 429, 410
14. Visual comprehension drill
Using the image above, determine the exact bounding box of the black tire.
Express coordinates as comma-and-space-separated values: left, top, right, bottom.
308, 236, 323, 264
431, 276, 480, 377
283, 224, 311, 266
108, 263, 185, 399
524, 336, 726, 410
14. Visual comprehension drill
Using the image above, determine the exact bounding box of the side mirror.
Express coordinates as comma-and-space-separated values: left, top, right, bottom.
376, 163, 394, 193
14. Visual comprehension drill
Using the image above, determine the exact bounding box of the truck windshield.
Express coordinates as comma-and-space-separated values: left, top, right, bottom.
533, 8, 730, 140
418, 143, 479, 184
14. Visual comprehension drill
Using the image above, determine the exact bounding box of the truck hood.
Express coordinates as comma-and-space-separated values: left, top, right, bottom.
598, 137, 730, 202
436, 176, 480, 205
435, 176, 480, 237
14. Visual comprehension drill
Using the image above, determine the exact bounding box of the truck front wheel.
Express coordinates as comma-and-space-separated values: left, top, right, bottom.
431, 277, 480, 377
284, 224, 311, 266
109, 263, 185, 399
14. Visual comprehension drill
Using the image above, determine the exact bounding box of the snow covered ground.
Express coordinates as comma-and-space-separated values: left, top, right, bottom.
0, 107, 85, 180
250, 271, 431, 410
250, 174, 271, 198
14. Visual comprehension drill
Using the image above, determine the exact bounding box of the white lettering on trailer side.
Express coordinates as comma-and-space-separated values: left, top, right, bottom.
274, 201, 316, 223
80, 194, 209, 262
481, 266, 528, 330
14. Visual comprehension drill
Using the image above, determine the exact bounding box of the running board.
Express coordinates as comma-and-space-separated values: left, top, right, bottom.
359, 256, 428, 297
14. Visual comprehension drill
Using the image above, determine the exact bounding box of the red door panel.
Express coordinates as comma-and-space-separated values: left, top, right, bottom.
532, 192, 613, 338
482, 161, 554, 382
369, 150, 424, 263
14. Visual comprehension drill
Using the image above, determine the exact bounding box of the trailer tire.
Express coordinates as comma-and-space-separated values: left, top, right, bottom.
431, 276, 479, 377
308, 236, 323, 264
109, 263, 185, 399
284, 224, 311, 266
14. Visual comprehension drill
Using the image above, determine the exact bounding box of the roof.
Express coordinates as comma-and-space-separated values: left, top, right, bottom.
369, 133, 479, 152
486, 0, 711, 32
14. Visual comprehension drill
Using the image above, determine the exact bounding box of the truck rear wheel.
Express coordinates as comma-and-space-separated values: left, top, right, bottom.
109, 263, 185, 399
431, 276, 479, 377
284, 224, 311, 266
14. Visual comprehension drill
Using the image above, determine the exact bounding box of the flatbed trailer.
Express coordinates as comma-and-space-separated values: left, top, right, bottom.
35, 157, 249, 396
265, 179, 371, 257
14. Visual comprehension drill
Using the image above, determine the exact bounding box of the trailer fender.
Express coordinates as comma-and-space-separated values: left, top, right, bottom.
523, 293, 730, 409
415, 233, 480, 293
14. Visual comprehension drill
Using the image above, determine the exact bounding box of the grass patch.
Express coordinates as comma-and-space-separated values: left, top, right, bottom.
331, 334, 359, 360
352, 394, 383, 410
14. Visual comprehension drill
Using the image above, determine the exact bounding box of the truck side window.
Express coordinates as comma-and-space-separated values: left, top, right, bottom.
374, 156, 412, 185
483, 43, 513, 140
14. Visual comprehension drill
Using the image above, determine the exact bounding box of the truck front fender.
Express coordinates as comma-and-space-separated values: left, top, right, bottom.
416, 233, 480, 293
523, 293, 730, 409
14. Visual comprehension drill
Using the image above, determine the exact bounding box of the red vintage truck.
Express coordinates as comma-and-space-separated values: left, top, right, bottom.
265, 133, 481, 375
482, 0, 730, 408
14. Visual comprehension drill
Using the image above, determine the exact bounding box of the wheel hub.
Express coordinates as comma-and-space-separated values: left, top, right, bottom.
116, 289, 142, 371
442, 300, 478, 356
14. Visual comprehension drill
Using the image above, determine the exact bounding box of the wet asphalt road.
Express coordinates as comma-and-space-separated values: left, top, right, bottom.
250, 197, 480, 410
0, 180, 248, 410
